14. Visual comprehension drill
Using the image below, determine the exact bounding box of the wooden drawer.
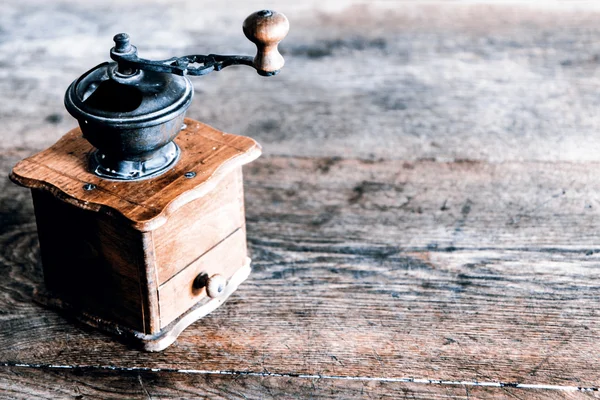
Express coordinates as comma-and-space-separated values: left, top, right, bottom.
158, 227, 248, 328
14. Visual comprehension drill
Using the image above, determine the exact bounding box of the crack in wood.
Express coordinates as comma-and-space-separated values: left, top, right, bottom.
248, 238, 600, 256
1, 363, 598, 392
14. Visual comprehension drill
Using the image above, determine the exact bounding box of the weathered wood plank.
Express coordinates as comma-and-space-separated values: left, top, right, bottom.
6, 366, 595, 400
3, 1, 600, 162
2, 153, 600, 396
244, 156, 600, 251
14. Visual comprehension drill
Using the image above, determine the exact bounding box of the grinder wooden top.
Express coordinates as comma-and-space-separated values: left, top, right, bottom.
10, 118, 261, 231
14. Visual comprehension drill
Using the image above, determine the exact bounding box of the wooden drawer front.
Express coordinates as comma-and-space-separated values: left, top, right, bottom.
158, 227, 247, 328
154, 168, 245, 284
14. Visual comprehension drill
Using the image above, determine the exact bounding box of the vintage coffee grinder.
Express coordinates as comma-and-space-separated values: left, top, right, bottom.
10, 10, 289, 351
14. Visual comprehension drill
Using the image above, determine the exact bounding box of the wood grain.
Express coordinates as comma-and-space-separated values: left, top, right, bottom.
153, 168, 245, 284
3, 152, 600, 396
10, 119, 261, 231
6, 367, 592, 400
3, 0, 600, 397
158, 227, 247, 328
243, 10, 290, 73
243, 156, 600, 251
3, 1, 600, 163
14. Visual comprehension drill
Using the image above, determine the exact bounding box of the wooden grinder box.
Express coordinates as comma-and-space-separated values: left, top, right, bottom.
11, 120, 261, 351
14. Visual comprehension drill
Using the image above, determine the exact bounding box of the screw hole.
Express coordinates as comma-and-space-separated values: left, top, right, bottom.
83, 183, 96, 191
184, 171, 196, 179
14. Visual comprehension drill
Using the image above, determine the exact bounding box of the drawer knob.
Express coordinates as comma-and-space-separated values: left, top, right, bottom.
206, 274, 226, 299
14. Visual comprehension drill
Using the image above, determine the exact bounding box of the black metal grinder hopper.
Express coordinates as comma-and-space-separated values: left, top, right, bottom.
64, 10, 289, 180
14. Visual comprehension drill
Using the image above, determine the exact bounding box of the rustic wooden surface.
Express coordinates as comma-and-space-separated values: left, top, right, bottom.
3, 0, 600, 398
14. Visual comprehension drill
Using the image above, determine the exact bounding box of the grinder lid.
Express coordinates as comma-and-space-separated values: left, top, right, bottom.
64, 61, 193, 128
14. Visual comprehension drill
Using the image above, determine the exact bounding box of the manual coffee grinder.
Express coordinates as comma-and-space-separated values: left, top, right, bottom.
10, 10, 289, 351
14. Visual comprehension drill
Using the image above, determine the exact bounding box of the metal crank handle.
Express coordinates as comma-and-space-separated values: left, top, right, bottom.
110, 10, 289, 77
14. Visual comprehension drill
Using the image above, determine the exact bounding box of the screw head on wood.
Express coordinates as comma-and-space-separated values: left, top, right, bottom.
206, 274, 226, 299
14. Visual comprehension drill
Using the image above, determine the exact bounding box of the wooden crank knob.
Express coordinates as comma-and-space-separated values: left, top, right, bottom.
206, 274, 227, 299
243, 10, 289, 75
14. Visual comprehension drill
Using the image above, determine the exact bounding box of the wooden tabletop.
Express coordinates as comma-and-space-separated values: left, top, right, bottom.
2, 1, 600, 398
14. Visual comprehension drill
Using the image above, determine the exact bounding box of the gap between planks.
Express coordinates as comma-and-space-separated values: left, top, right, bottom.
1, 363, 597, 393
